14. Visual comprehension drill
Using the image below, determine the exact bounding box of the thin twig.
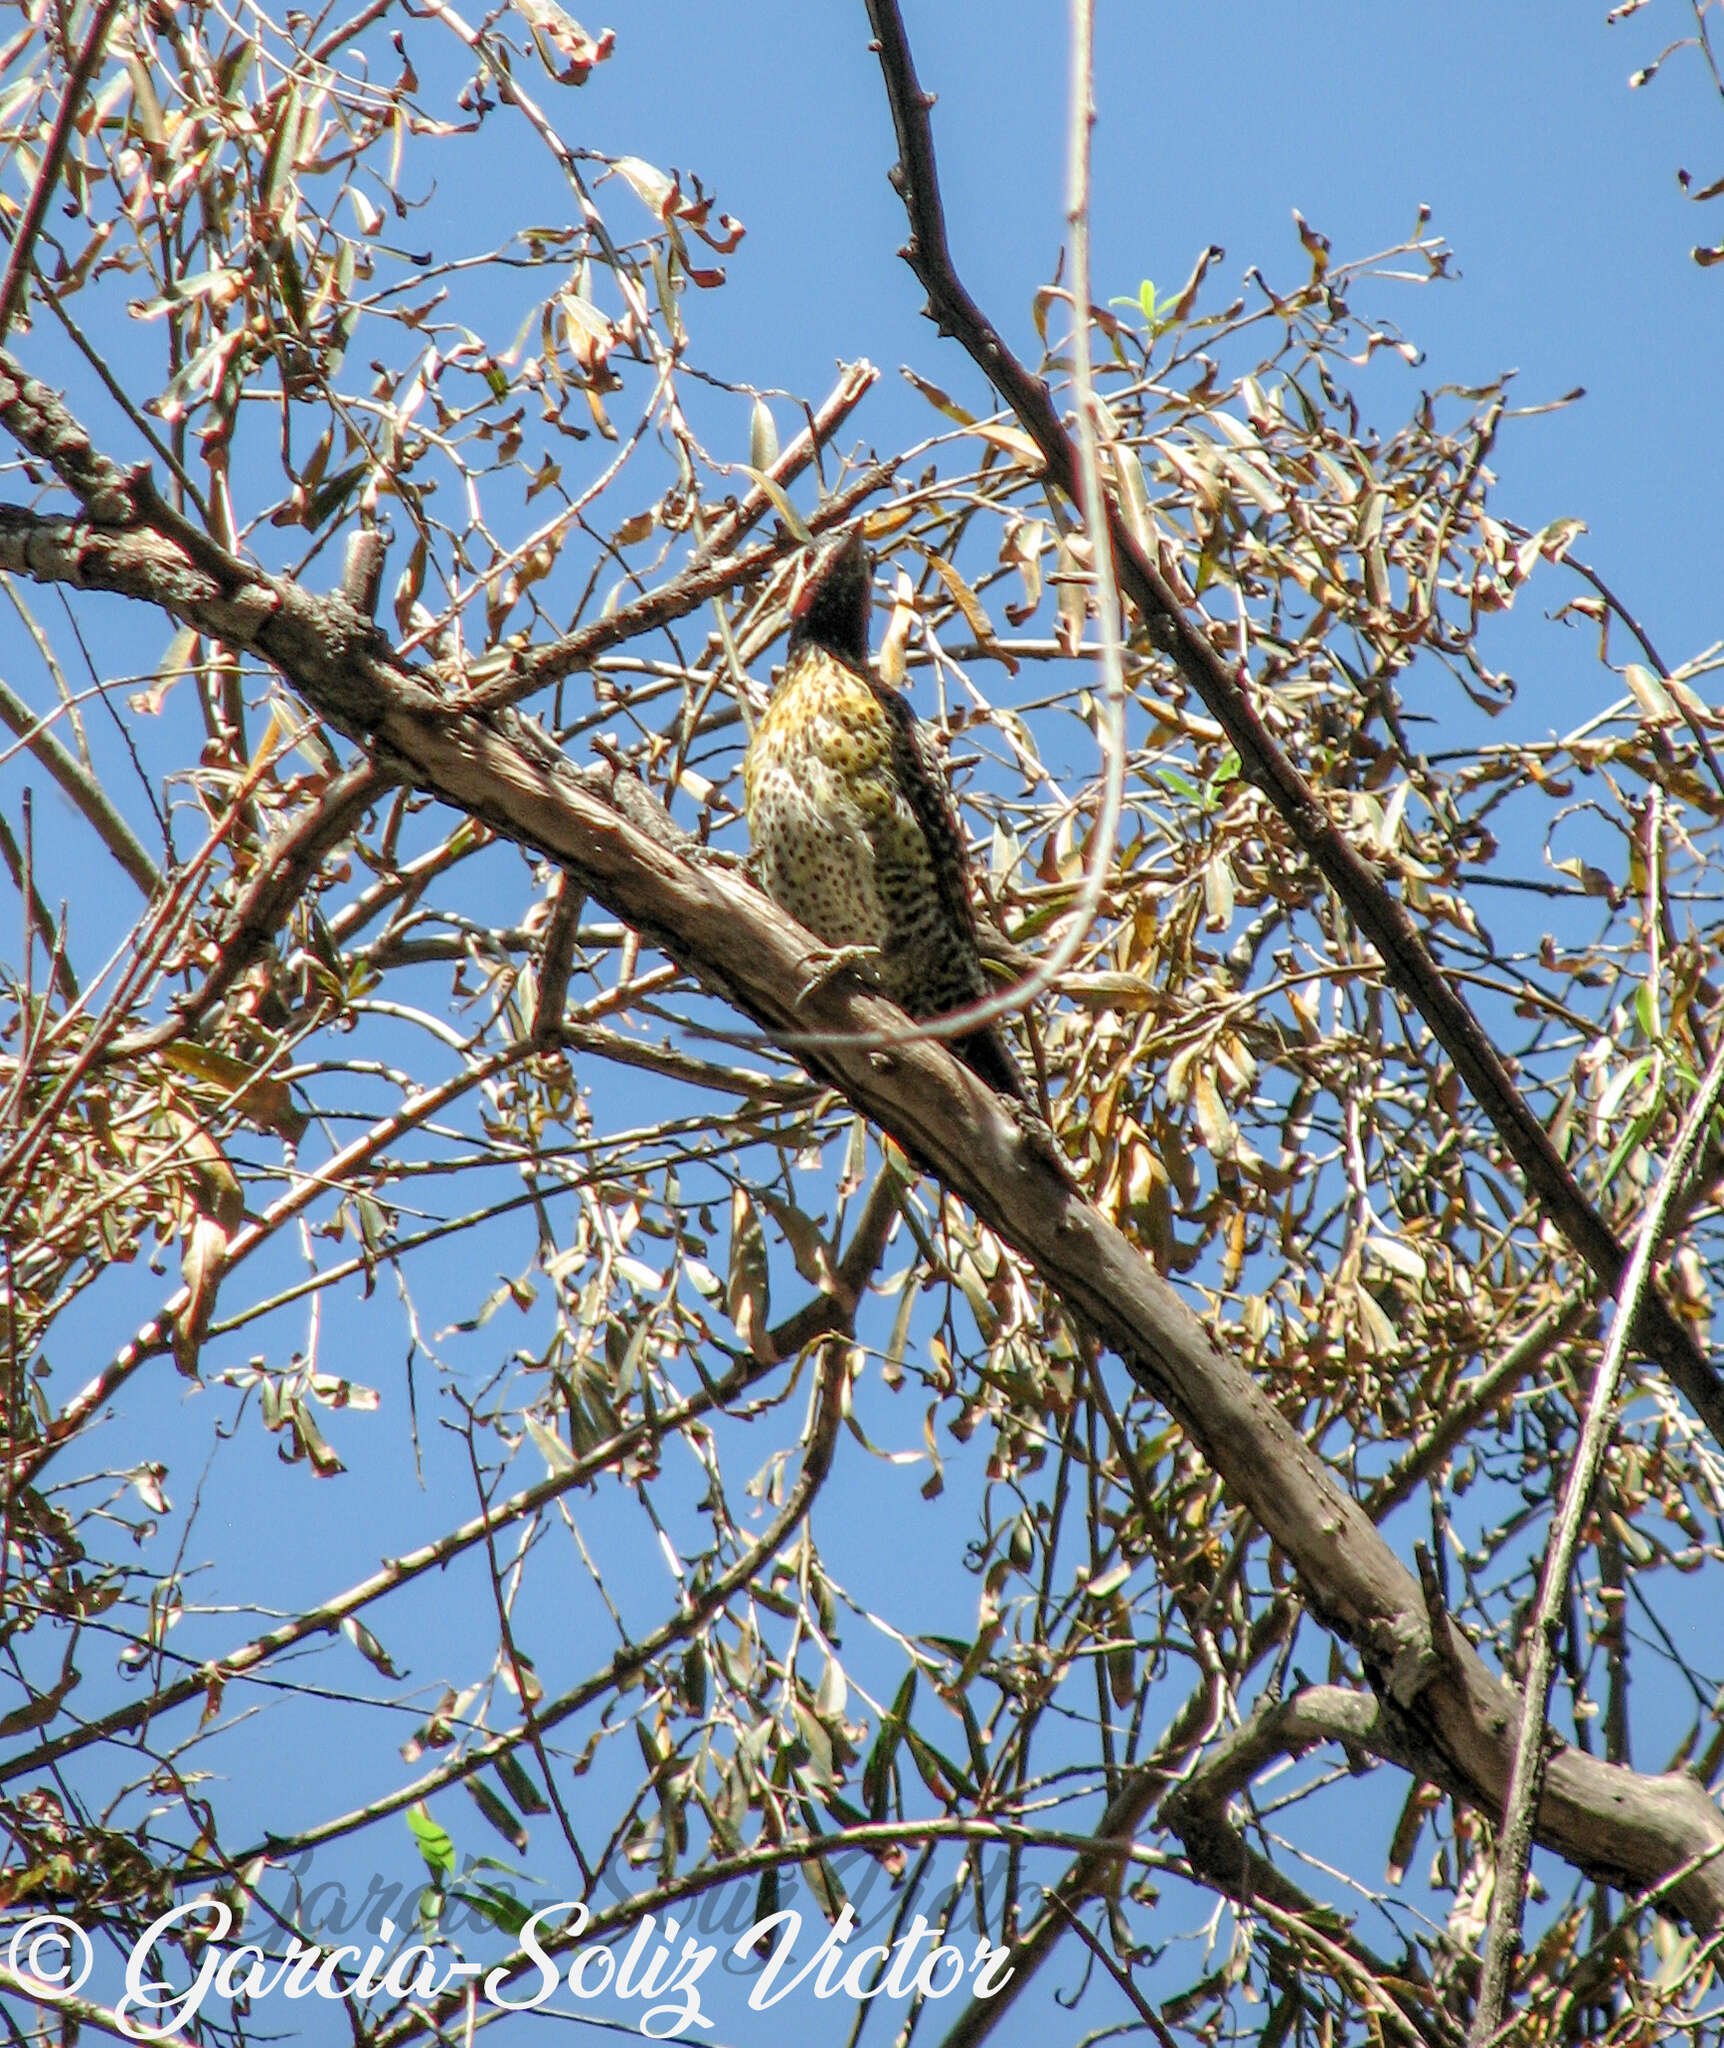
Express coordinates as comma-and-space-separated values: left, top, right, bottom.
0, 1961, 194, 2048
1, 1150, 899, 1785
219, 1342, 850, 1870
0, 0, 122, 340
0, 671, 163, 898
1470, 1031, 1724, 2043
812, 0, 1128, 1060
859, 0, 1724, 1451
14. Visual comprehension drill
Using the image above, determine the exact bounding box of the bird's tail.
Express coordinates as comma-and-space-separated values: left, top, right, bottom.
954, 1025, 1028, 1103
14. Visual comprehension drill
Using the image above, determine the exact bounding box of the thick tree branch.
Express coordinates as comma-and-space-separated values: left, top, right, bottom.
857, 0, 1724, 1453
4, 346, 1724, 1938
1160, 1687, 1464, 2047
254, 741, 1724, 1919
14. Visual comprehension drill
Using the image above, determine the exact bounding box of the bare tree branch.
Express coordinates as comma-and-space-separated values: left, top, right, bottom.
859, 0, 1724, 1450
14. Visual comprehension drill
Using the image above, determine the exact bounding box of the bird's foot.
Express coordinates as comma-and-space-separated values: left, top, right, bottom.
686, 843, 750, 873
796, 943, 885, 1006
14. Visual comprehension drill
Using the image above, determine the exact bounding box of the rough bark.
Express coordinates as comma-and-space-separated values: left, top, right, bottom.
4, 348, 1722, 1931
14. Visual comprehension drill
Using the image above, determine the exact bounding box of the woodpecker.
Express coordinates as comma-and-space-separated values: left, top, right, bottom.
742, 531, 1025, 1100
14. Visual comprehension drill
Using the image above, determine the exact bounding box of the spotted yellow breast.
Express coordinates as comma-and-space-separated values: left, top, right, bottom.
740, 584, 1027, 1099
743, 644, 923, 964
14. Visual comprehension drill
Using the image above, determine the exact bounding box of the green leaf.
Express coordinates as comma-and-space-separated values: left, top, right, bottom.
749, 396, 780, 472
306, 462, 367, 530
954, 1690, 991, 1784
407, 1802, 456, 1878
340, 1614, 402, 1678
273, 242, 308, 333
726, 1187, 771, 1355
523, 1410, 576, 1475
451, 1880, 532, 1938
800, 1852, 847, 1922
736, 466, 812, 544
862, 1669, 916, 1817
1154, 766, 1203, 805
902, 1725, 975, 1805
681, 1640, 708, 1716
901, 366, 976, 426
1602, 1107, 1660, 1190
258, 85, 304, 216
750, 1864, 779, 1941
465, 1777, 528, 1854
495, 1752, 550, 1816
1633, 978, 1660, 1041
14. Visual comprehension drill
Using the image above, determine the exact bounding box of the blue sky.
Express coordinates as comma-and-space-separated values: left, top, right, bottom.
578, 1, 1719, 677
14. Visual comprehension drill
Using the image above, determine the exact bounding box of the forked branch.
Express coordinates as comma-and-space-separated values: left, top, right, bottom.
859, 0, 1724, 1449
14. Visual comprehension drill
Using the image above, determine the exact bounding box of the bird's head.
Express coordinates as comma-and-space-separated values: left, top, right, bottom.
788, 529, 873, 670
